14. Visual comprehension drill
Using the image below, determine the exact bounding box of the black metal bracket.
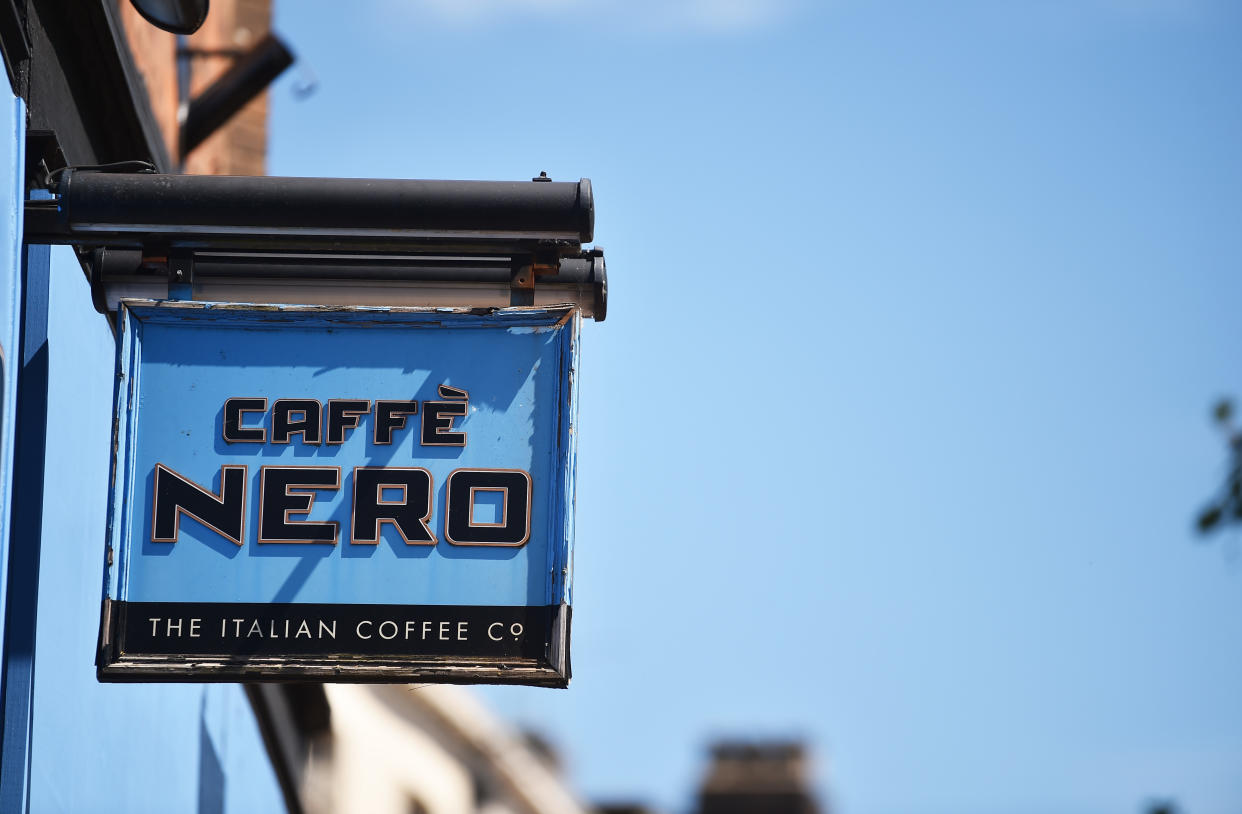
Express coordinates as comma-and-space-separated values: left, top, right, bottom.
180, 33, 294, 159
25, 130, 66, 193
509, 244, 560, 307
0, 0, 28, 94
167, 249, 192, 284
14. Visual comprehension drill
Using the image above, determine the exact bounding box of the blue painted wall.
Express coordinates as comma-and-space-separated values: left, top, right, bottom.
0, 75, 287, 812
0, 95, 21, 702
24, 247, 287, 814
0, 88, 27, 806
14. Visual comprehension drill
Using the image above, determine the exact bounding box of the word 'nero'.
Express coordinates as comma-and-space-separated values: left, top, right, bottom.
150, 385, 532, 548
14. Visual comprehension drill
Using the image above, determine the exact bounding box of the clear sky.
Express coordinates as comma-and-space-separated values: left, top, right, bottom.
269, 2, 1242, 812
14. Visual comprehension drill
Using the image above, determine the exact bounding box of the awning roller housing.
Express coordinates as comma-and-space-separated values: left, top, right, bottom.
25, 171, 607, 320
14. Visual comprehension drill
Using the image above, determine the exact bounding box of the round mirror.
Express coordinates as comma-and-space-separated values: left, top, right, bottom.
129, 0, 209, 35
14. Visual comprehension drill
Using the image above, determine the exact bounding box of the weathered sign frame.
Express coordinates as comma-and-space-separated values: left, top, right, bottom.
97, 300, 578, 686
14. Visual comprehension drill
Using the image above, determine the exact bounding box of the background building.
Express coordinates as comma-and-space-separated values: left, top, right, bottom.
310, 685, 589, 814
118, 0, 275, 174
696, 742, 821, 814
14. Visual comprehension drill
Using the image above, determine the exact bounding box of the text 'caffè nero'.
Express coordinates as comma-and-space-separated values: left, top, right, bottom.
152, 387, 533, 550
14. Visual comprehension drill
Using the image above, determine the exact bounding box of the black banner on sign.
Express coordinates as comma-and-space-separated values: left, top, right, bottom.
98, 599, 570, 686
114, 601, 553, 660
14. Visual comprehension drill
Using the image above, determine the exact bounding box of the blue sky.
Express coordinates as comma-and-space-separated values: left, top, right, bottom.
270, 2, 1242, 812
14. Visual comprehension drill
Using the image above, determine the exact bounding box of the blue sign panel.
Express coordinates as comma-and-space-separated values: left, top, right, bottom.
97, 302, 579, 686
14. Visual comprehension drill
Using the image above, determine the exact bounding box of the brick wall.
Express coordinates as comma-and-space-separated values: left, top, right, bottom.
116, 0, 273, 176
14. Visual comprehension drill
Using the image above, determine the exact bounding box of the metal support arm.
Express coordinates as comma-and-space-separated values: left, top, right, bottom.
26, 171, 594, 254
24, 171, 607, 320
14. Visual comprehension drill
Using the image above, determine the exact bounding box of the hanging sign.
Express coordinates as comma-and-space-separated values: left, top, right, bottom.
97, 301, 579, 686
